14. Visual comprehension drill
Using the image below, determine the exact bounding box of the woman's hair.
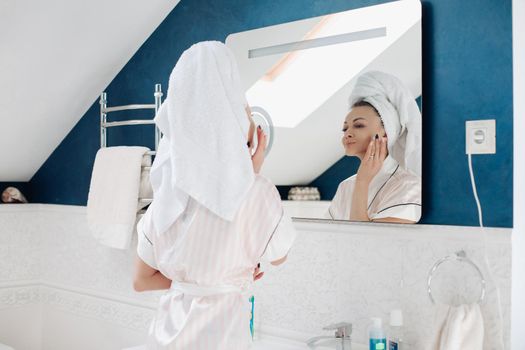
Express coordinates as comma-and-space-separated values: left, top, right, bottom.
352, 100, 385, 128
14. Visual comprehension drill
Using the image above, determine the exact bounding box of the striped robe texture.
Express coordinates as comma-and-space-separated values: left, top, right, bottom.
136, 174, 297, 349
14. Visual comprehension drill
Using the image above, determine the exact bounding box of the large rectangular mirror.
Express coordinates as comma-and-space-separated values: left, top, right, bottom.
226, 0, 422, 224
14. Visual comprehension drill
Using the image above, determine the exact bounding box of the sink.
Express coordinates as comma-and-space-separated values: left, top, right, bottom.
251, 338, 328, 350
251, 336, 366, 350
123, 337, 366, 350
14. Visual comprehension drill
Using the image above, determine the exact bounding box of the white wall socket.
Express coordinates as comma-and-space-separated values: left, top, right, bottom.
465, 119, 496, 154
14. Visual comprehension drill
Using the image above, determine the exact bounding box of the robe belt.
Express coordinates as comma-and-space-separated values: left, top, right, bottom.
169, 280, 251, 297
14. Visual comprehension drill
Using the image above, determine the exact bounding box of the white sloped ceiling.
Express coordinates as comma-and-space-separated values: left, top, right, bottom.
0, 0, 180, 181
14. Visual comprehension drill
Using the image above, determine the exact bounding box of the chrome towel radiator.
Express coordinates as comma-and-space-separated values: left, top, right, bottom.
99, 84, 163, 213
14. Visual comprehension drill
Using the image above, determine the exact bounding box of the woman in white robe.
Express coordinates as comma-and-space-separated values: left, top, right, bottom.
327, 71, 422, 223
132, 41, 297, 350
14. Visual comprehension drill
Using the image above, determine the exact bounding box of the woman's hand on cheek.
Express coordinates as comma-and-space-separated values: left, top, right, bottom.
251, 126, 266, 174
356, 135, 388, 184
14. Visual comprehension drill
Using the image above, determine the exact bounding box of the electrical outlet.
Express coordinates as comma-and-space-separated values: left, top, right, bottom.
465, 119, 496, 154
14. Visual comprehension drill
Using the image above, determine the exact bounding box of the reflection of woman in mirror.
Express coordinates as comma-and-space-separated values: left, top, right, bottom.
327, 71, 422, 223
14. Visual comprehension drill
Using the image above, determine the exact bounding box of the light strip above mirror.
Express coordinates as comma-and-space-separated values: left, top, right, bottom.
248, 27, 387, 59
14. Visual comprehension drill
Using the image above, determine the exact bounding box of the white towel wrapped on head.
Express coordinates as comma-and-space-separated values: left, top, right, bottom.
87, 146, 152, 249
147, 41, 255, 237
348, 71, 422, 177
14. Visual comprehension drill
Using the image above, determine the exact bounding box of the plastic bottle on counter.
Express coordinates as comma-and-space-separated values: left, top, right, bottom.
387, 309, 404, 350
369, 317, 387, 350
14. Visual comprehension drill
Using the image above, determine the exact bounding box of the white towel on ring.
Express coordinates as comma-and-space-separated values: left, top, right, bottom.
87, 146, 151, 249
428, 303, 484, 350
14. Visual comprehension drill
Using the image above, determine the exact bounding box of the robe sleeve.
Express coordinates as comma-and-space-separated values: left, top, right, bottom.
372, 203, 421, 222
252, 177, 297, 263
328, 180, 349, 220
261, 213, 297, 263
136, 208, 158, 270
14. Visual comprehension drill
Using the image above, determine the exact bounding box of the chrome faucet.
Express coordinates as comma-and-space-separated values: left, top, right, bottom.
306, 322, 352, 349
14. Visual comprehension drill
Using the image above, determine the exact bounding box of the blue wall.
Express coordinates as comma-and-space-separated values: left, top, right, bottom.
17, 0, 513, 227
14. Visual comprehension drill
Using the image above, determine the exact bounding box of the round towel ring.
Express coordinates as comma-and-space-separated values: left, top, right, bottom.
427, 250, 486, 305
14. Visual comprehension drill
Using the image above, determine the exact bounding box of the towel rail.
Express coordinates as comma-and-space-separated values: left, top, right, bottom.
99, 84, 162, 211
138, 199, 153, 214
103, 119, 156, 128
103, 104, 156, 113
99, 84, 163, 150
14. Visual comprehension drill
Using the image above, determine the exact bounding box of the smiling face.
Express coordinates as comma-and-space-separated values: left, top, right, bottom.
341, 103, 386, 159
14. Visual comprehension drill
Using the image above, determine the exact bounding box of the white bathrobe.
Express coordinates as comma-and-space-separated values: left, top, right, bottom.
137, 174, 297, 350
327, 156, 421, 222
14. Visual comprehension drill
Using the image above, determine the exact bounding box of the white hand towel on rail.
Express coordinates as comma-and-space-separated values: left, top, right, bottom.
428, 303, 484, 350
87, 146, 151, 249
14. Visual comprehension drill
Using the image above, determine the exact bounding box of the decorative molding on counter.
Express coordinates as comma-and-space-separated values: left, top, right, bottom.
40, 283, 155, 331
0, 282, 40, 309
0, 280, 158, 309
0, 280, 157, 331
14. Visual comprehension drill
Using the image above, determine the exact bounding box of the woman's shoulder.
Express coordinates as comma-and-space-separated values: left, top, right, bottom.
337, 175, 357, 189
380, 167, 421, 203
391, 167, 421, 186
251, 174, 281, 200
239, 174, 282, 216
254, 173, 274, 186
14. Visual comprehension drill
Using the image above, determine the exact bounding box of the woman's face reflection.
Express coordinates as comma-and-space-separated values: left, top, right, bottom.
341, 105, 386, 159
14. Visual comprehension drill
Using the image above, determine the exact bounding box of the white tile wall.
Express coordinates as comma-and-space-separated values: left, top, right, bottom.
0, 204, 511, 349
